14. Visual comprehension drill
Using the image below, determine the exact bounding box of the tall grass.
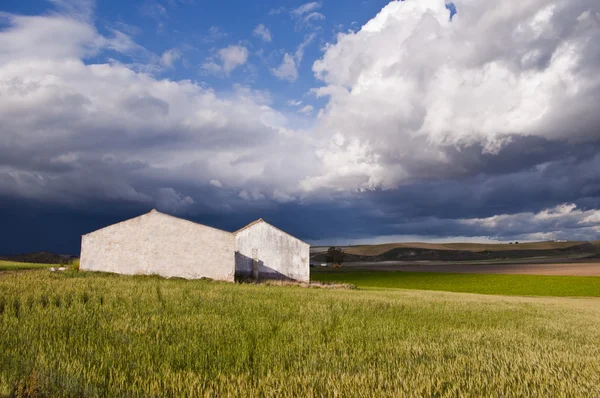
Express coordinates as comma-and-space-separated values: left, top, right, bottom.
1, 270, 599, 396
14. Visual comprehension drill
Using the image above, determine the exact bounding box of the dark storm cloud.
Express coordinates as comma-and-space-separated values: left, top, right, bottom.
368, 145, 600, 221
393, 135, 582, 181
2, 140, 600, 255
1, 0, 600, 255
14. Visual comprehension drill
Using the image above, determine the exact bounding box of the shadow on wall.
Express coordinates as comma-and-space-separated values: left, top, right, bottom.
234, 251, 297, 282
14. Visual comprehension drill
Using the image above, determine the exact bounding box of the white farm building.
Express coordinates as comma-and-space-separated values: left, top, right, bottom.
80, 209, 310, 282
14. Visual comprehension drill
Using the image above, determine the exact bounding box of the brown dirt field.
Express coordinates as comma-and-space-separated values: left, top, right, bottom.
442, 241, 582, 252
342, 241, 583, 256
351, 261, 600, 276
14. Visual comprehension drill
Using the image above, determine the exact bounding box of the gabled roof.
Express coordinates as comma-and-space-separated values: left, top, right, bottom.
149, 209, 232, 236
233, 218, 264, 234
83, 210, 309, 246
83, 209, 232, 237
233, 218, 309, 246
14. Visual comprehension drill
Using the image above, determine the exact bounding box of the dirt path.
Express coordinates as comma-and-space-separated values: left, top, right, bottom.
350, 262, 600, 276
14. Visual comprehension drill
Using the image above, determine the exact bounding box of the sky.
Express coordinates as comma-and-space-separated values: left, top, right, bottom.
1, 0, 600, 255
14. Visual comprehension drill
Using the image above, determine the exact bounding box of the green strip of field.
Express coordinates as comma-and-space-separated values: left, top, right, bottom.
0, 261, 55, 271
312, 269, 600, 297
1, 271, 599, 396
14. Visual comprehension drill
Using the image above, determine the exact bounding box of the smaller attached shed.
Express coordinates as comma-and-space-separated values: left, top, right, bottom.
234, 219, 310, 282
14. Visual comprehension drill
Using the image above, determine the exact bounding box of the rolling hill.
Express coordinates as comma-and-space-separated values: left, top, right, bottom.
342, 241, 583, 256
312, 241, 600, 263
0, 252, 76, 264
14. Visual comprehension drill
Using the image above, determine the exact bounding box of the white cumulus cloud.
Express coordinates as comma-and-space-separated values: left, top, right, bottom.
460, 204, 600, 241
253, 24, 272, 42
298, 105, 314, 114
304, 0, 600, 192
0, 9, 317, 209
271, 33, 315, 82
271, 53, 298, 81
160, 48, 181, 67
202, 44, 249, 75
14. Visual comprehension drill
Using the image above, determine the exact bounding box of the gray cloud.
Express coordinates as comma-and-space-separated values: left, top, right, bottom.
0, 8, 319, 212
0, 0, 599, 249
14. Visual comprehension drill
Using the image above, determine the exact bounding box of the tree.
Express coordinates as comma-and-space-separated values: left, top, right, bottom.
326, 247, 345, 267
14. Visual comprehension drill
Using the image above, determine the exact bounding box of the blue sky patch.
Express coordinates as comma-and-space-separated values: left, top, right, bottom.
445, 1, 457, 21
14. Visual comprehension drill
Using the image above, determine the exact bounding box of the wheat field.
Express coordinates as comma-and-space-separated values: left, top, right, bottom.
1, 270, 599, 397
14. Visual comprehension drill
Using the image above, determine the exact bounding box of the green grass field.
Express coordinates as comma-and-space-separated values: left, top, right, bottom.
0, 260, 54, 271
1, 270, 600, 396
312, 269, 600, 297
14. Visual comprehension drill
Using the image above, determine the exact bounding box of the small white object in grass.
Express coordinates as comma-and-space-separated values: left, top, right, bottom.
50, 267, 56, 272
58, 267, 66, 271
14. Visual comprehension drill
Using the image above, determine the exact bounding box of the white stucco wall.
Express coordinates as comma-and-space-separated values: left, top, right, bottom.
234, 221, 310, 282
80, 210, 234, 281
